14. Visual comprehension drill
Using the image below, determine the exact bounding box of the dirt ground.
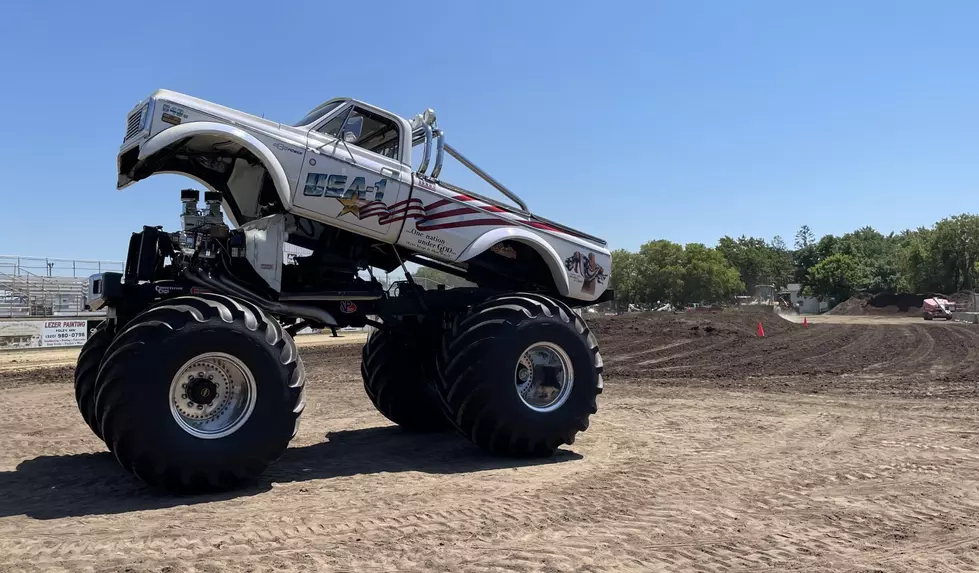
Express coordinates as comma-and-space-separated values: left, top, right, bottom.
0, 331, 367, 374
1, 312, 978, 572
784, 313, 933, 325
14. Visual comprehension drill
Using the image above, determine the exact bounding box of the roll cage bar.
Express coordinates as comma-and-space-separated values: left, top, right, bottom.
298, 99, 606, 245
409, 110, 529, 214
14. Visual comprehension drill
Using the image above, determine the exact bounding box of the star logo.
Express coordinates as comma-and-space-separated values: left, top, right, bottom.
336, 196, 361, 218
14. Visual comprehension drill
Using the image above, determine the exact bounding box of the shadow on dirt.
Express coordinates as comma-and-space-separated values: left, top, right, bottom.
0, 426, 581, 520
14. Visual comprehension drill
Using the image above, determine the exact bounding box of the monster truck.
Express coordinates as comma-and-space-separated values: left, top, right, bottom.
77, 90, 612, 493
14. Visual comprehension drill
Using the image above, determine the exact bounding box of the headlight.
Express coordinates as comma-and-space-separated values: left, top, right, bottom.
123, 98, 155, 143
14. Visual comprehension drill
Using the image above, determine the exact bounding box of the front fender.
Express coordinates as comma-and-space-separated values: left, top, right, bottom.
457, 228, 572, 297
137, 121, 293, 210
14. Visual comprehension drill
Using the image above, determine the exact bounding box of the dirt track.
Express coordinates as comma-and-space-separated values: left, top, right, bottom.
0, 331, 369, 373
1, 313, 978, 572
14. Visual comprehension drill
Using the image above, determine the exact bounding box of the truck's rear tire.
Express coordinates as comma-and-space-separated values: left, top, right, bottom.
94, 294, 305, 493
436, 293, 603, 457
74, 321, 115, 440
361, 325, 450, 432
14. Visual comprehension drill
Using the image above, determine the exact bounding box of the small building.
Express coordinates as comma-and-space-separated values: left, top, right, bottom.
785, 284, 828, 314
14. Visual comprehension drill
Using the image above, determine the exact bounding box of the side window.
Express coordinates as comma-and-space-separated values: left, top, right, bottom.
316, 106, 400, 161
317, 106, 351, 139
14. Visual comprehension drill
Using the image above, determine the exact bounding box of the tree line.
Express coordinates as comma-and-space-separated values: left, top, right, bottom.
612, 214, 979, 309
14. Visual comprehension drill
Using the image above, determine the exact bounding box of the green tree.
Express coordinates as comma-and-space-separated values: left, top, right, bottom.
795, 225, 815, 249
634, 240, 685, 305
896, 227, 935, 292
803, 254, 868, 302
768, 235, 795, 288
815, 234, 840, 260
717, 235, 793, 290
609, 249, 638, 310
681, 243, 744, 304
928, 214, 979, 292
835, 226, 903, 292
717, 235, 766, 290
792, 226, 821, 283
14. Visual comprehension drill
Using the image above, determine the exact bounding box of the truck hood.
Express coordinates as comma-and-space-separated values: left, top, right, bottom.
149, 89, 309, 143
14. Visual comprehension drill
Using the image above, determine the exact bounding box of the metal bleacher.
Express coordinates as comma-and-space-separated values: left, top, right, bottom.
1, 249, 457, 319
0, 256, 124, 318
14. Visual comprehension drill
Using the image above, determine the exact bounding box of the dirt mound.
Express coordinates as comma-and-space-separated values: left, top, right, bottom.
829, 291, 979, 315
825, 293, 872, 315
590, 310, 797, 350
828, 292, 931, 315
591, 311, 979, 395
589, 310, 800, 375
948, 290, 977, 310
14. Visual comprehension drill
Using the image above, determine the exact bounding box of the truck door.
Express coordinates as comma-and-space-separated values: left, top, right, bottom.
292, 103, 412, 243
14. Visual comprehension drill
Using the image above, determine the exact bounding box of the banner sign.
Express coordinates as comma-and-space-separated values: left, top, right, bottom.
40, 320, 89, 347
0, 319, 91, 350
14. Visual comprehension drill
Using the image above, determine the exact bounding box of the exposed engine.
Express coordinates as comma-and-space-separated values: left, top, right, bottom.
106, 188, 391, 331
152, 188, 260, 294
177, 189, 233, 259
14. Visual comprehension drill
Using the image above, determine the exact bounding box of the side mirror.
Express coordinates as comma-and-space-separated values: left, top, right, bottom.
341, 114, 363, 143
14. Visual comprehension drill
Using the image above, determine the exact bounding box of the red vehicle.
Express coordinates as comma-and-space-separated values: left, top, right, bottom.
922, 297, 954, 320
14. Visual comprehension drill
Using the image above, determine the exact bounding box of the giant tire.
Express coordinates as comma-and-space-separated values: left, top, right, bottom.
74, 321, 115, 440
436, 293, 603, 457
361, 326, 450, 432
93, 293, 305, 493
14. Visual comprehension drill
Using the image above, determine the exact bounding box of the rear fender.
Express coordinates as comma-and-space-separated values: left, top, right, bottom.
137, 121, 293, 210
457, 228, 571, 297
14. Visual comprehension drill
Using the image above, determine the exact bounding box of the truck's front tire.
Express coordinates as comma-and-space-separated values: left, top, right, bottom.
94, 294, 305, 493
361, 325, 450, 432
436, 293, 603, 457
74, 321, 115, 440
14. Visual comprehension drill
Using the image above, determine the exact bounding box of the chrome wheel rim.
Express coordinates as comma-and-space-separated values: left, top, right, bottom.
514, 342, 574, 413
169, 352, 257, 439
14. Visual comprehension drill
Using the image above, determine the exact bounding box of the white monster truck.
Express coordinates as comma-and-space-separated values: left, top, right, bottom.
78, 90, 612, 492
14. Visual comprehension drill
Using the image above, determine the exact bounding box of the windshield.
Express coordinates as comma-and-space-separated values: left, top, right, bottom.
292, 100, 343, 127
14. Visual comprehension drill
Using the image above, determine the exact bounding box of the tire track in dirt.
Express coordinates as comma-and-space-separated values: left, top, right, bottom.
726, 325, 873, 376
794, 325, 876, 365
604, 339, 693, 364
3, 314, 979, 572
646, 324, 849, 377
639, 340, 733, 366
607, 315, 979, 396
943, 326, 979, 374
877, 325, 936, 375
5, 384, 968, 573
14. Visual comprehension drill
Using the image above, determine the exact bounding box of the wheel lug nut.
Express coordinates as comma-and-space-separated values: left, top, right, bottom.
187, 402, 194, 408
197, 404, 203, 410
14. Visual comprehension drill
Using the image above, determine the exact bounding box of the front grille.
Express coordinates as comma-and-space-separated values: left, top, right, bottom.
124, 105, 147, 141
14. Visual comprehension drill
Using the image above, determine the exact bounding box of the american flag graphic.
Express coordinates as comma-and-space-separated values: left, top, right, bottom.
352, 193, 573, 235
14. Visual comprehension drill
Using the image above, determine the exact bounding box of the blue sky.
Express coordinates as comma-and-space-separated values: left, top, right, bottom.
1, 1, 977, 262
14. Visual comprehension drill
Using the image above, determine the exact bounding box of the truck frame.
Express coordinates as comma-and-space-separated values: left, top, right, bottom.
76, 90, 611, 492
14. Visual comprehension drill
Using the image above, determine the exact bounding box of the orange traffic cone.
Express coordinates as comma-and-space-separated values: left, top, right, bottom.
803, 316, 808, 327
757, 322, 765, 337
